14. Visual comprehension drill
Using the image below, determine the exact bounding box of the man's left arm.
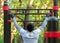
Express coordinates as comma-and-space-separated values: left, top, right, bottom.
38, 17, 48, 31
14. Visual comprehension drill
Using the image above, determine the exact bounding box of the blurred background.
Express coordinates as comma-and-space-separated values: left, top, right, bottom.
0, 0, 60, 43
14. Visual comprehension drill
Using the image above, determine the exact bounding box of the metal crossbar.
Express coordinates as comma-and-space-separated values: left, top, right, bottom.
9, 8, 52, 14
12, 12, 49, 14
9, 8, 52, 10
9, 8, 52, 22
17, 20, 43, 22
16, 19, 60, 22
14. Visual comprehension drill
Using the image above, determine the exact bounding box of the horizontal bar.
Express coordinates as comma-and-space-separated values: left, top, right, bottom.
9, 8, 52, 10
9, 19, 60, 22
17, 20, 43, 22
14, 13, 48, 15
16, 19, 60, 22
58, 19, 60, 20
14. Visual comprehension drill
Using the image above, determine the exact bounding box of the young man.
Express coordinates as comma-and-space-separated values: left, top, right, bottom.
9, 12, 58, 43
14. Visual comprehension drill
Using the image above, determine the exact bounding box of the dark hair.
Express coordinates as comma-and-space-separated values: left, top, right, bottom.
26, 23, 34, 32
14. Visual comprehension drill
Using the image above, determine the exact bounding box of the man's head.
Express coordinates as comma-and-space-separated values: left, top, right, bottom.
26, 23, 34, 32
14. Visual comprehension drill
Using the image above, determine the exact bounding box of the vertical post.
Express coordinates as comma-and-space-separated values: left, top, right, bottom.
44, 0, 58, 43
3, 1, 11, 43
53, 0, 58, 43
53, 0, 58, 17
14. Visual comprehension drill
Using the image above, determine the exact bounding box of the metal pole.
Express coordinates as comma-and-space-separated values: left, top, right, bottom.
3, 1, 11, 43
53, 0, 58, 17
45, 0, 58, 43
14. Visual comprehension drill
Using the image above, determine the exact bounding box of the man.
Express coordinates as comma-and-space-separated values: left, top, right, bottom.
9, 11, 58, 43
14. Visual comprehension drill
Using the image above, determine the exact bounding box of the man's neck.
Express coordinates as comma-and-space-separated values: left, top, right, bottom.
29, 32, 33, 34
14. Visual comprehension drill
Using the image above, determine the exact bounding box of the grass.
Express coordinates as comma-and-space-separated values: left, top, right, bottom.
0, 36, 4, 43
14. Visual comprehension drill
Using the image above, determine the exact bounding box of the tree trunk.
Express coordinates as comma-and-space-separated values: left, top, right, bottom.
19, 0, 22, 7
24, 0, 34, 29
17, 0, 34, 43
0, 0, 3, 15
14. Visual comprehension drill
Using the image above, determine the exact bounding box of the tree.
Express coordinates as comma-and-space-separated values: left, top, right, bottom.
24, 0, 34, 29
17, 0, 34, 43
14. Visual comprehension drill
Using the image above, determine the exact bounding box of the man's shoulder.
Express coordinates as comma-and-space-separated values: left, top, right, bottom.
33, 29, 41, 34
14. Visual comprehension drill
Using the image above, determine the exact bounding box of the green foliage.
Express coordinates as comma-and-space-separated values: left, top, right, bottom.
0, 36, 4, 43
0, 14, 4, 43
0, 0, 60, 43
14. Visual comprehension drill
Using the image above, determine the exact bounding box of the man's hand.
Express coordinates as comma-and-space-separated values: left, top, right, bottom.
9, 14, 14, 18
46, 13, 51, 17
8, 10, 14, 18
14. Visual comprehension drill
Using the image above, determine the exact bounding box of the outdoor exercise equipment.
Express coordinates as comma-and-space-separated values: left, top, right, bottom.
44, 0, 60, 43
3, 1, 11, 43
3, 0, 59, 43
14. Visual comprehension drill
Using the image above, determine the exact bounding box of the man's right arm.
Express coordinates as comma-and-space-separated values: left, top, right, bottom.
10, 14, 25, 33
